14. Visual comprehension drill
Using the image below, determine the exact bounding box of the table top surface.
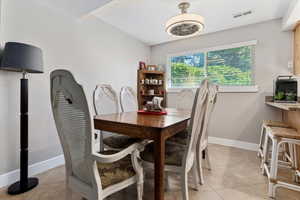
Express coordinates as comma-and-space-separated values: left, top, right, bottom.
265, 102, 300, 111
94, 108, 191, 129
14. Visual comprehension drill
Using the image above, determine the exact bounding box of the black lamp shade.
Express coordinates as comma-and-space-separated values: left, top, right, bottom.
0, 42, 43, 73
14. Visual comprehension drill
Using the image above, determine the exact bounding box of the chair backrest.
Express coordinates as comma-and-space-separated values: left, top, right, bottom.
120, 86, 138, 112
176, 89, 195, 110
50, 70, 97, 187
199, 83, 218, 146
183, 79, 209, 165
93, 84, 119, 115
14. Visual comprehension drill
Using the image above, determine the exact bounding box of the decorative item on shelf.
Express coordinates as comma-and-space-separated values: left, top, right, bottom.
147, 65, 157, 71
139, 61, 146, 70
138, 96, 166, 115
0, 42, 43, 195
148, 89, 155, 95
157, 64, 165, 72
159, 80, 163, 85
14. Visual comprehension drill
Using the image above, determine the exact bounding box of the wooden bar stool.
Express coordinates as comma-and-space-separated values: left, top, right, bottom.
258, 120, 291, 160
262, 126, 300, 198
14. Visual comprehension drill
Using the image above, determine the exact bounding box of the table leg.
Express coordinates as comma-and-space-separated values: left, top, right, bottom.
154, 135, 165, 200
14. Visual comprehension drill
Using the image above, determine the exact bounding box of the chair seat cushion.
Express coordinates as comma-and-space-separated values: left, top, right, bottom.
103, 135, 141, 149
263, 120, 291, 128
140, 143, 186, 166
268, 127, 300, 140
97, 150, 135, 188
167, 129, 188, 146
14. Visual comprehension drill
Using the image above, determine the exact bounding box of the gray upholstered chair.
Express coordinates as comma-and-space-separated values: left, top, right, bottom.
120, 86, 138, 112
93, 84, 140, 151
50, 70, 144, 200
141, 80, 209, 200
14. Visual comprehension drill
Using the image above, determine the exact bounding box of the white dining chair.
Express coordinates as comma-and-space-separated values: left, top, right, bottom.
140, 80, 209, 200
50, 70, 144, 200
120, 86, 138, 112
196, 83, 218, 185
176, 89, 195, 110
166, 81, 218, 185
93, 84, 140, 151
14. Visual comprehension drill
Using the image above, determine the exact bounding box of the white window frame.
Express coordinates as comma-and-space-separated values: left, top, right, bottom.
166, 40, 258, 93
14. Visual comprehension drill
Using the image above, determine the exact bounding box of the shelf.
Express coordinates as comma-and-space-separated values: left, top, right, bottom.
139, 70, 164, 75
141, 84, 164, 86
141, 94, 164, 97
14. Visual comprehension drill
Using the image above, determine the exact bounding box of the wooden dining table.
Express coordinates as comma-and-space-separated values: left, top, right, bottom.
94, 108, 191, 200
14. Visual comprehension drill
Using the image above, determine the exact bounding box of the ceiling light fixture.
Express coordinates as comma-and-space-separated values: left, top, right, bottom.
166, 2, 204, 37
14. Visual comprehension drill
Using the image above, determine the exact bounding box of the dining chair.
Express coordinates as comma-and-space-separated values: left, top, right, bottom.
120, 86, 138, 112
140, 80, 209, 200
93, 84, 140, 151
166, 81, 218, 185
176, 89, 195, 110
196, 83, 218, 185
50, 70, 144, 200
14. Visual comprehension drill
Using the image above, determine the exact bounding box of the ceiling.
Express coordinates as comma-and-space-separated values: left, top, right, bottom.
93, 0, 292, 45
38, 0, 113, 18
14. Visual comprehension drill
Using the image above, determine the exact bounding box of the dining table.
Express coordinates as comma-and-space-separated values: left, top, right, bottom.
94, 108, 191, 200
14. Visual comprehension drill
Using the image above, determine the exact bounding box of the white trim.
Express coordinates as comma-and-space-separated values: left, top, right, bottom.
167, 85, 259, 93
166, 40, 258, 58
208, 136, 258, 151
0, 155, 65, 188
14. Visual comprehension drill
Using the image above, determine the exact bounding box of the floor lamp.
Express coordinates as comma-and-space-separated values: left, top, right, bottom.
0, 42, 43, 195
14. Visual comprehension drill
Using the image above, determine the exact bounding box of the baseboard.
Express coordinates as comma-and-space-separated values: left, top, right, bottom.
0, 155, 65, 189
208, 136, 258, 151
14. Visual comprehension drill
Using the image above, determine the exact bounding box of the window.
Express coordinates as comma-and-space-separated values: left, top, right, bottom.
168, 41, 256, 89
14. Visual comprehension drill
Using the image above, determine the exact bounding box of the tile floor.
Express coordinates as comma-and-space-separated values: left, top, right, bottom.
0, 144, 299, 200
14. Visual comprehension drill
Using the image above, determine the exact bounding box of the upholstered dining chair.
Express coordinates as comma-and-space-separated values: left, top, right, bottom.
140, 80, 209, 200
196, 83, 218, 185
166, 81, 218, 185
120, 86, 138, 112
93, 84, 140, 151
176, 89, 195, 110
50, 70, 144, 200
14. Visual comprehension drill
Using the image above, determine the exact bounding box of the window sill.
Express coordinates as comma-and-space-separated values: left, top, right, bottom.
167, 85, 259, 93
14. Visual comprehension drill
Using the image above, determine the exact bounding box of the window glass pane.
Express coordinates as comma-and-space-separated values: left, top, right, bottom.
207, 46, 253, 86
170, 53, 205, 88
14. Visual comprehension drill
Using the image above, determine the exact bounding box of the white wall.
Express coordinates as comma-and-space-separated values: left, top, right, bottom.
151, 19, 293, 144
0, 0, 150, 175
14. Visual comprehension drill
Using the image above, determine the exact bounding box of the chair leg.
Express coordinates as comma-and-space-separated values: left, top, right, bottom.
268, 138, 279, 198
262, 132, 270, 175
258, 124, 265, 158
197, 151, 205, 185
137, 182, 143, 200
165, 172, 171, 191
191, 163, 199, 191
181, 171, 189, 200
99, 131, 104, 152
205, 148, 212, 171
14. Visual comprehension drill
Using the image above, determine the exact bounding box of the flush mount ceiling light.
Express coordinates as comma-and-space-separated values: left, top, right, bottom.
166, 2, 204, 37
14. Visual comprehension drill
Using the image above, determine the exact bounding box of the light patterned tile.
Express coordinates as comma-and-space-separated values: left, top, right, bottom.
1, 144, 300, 200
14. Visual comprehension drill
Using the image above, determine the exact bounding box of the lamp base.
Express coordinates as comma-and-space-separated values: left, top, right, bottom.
7, 178, 39, 195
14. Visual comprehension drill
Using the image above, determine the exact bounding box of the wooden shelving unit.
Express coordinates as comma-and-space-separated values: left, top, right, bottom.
137, 69, 166, 109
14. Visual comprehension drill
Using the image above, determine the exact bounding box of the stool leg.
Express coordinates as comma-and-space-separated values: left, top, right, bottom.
268, 138, 279, 198
262, 132, 270, 174
258, 125, 266, 158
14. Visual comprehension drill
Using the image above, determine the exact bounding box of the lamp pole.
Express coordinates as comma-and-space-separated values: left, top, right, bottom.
8, 72, 39, 194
